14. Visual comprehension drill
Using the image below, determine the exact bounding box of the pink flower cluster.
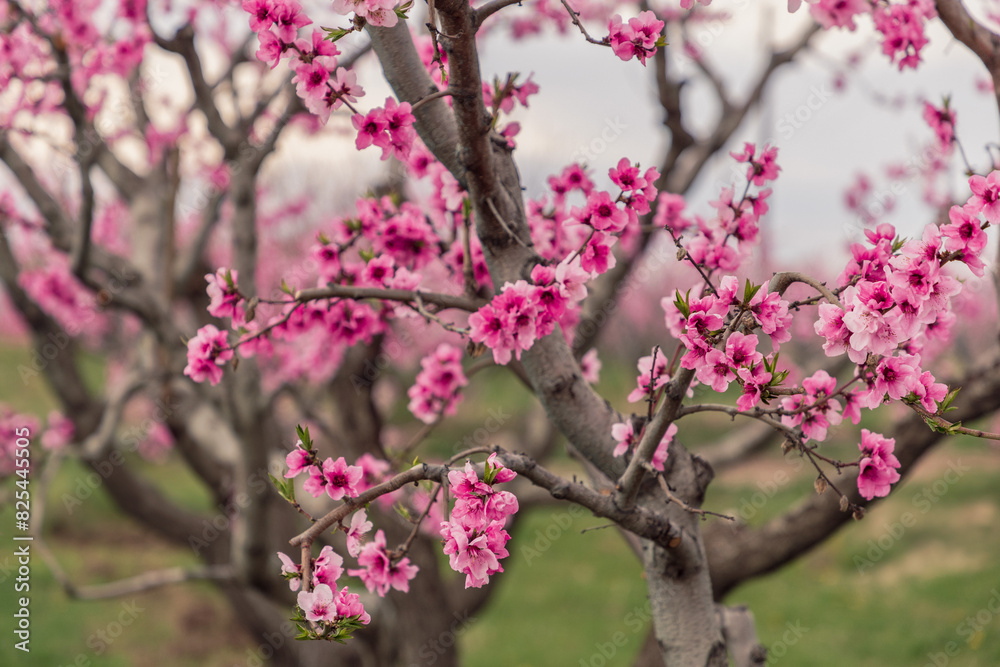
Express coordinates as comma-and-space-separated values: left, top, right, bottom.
626, 349, 669, 403
730, 142, 781, 187
296, 583, 370, 630
809, 0, 868, 30
780, 370, 845, 443
440, 454, 518, 588
607, 11, 665, 66
280, 544, 371, 639
611, 420, 676, 471
303, 456, 363, 501
872, 0, 935, 70
183, 325, 234, 386
468, 262, 589, 365
408, 344, 469, 424
352, 97, 416, 161
205, 268, 245, 326
278, 544, 344, 592
857, 429, 901, 500
243, 0, 387, 128
809, 0, 933, 70
922, 101, 956, 153
285, 440, 391, 502
665, 277, 791, 395
660, 145, 778, 271
348, 528, 420, 596
332, 0, 402, 27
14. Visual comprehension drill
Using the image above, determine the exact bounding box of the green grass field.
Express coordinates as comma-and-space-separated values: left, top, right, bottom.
2, 342, 999, 666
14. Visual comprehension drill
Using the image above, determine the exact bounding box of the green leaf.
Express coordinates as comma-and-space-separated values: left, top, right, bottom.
359, 248, 375, 262
394, 502, 412, 521
295, 425, 314, 450
483, 457, 498, 485
743, 280, 761, 304
268, 473, 295, 502
654, 36, 668, 48
281, 279, 294, 295
939, 387, 960, 414
673, 288, 691, 319
322, 26, 352, 42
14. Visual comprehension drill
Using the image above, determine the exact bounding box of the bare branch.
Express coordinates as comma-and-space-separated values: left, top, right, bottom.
768, 271, 842, 307
36, 539, 234, 600
293, 284, 483, 312
472, 0, 524, 26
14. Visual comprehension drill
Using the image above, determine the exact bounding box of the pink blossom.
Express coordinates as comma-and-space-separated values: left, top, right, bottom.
314, 545, 345, 589
297, 583, 338, 622
653, 192, 689, 233
611, 420, 675, 471
468, 281, 541, 365
611, 421, 637, 457
725, 331, 763, 368
352, 109, 389, 151
254, 28, 284, 69
346, 509, 373, 558
284, 443, 314, 478
335, 587, 371, 624
607, 12, 664, 66
737, 365, 771, 412
923, 101, 955, 152
348, 529, 419, 596
697, 348, 735, 392
627, 349, 669, 403
278, 551, 302, 591
205, 268, 244, 324
967, 171, 1000, 224
580, 231, 617, 275
575, 190, 627, 233
809, 0, 869, 30
873, 2, 933, 70
912, 371, 947, 412
440, 520, 504, 588
243, 0, 278, 32
857, 429, 901, 500
292, 58, 331, 108
941, 205, 987, 257
580, 348, 602, 384
271, 0, 311, 42
183, 325, 233, 386
859, 355, 919, 409
407, 344, 468, 423
303, 457, 363, 501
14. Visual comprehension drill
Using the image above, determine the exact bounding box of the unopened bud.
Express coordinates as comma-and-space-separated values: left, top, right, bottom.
839, 495, 850, 512
814, 476, 828, 495
244, 296, 258, 323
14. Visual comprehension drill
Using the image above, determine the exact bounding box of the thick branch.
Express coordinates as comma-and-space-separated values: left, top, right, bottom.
706, 359, 1000, 598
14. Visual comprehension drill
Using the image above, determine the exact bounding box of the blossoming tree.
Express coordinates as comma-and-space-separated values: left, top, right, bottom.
3, 0, 1000, 665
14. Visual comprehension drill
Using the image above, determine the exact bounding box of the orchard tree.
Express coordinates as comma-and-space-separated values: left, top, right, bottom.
2, 0, 1000, 665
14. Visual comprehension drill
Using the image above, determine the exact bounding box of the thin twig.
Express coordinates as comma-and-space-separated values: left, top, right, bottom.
411, 88, 454, 112
642, 462, 735, 521
558, 0, 608, 45
486, 197, 532, 249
